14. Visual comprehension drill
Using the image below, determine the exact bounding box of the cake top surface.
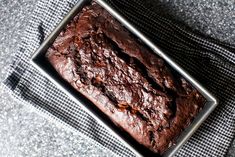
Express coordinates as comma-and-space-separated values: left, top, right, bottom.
47, 1, 205, 154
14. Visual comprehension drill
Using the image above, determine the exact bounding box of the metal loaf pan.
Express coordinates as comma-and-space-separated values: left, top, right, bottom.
30, 0, 218, 156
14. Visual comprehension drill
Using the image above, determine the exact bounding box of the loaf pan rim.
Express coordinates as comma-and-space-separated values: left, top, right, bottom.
30, 0, 218, 156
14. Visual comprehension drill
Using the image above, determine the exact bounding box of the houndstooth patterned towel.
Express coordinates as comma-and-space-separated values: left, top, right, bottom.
3, 0, 235, 156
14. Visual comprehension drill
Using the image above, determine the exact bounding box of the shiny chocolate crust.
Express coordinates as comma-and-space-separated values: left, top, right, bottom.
47, 1, 205, 154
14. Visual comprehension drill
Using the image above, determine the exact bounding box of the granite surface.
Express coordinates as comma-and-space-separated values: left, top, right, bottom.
0, 0, 234, 156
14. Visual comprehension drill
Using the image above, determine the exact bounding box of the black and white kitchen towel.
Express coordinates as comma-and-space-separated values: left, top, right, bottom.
3, 0, 235, 156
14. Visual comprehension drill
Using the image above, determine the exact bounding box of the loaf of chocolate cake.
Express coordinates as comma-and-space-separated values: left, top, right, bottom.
46, 1, 205, 154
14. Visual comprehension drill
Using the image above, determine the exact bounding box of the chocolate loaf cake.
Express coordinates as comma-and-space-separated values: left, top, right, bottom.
47, 1, 205, 154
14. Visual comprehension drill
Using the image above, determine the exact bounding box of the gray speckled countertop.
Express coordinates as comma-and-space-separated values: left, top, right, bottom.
0, 0, 234, 156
